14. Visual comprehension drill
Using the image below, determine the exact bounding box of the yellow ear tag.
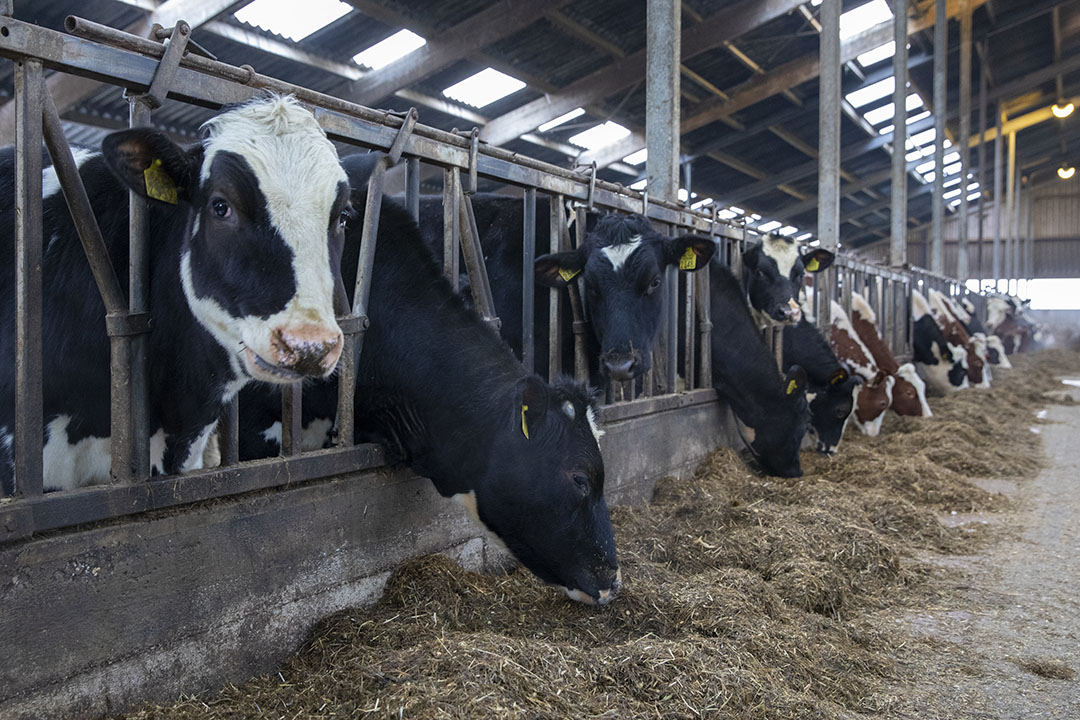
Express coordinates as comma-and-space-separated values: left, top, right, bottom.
679, 246, 698, 270
143, 158, 178, 204
557, 268, 580, 283
521, 404, 530, 440
805, 257, 820, 272
786, 379, 798, 395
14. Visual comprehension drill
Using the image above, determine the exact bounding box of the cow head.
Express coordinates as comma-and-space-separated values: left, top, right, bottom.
464, 376, 619, 605
805, 366, 860, 456
893, 363, 932, 417
743, 236, 834, 327
102, 95, 347, 384
536, 213, 715, 381
747, 366, 811, 478
853, 370, 895, 436
985, 334, 1012, 368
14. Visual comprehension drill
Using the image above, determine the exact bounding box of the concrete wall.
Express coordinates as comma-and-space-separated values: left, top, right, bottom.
0, 395, 731, 720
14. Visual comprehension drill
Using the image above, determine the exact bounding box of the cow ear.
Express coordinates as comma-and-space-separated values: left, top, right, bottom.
101, 128, 200, 206
665, 235, 716, 272
870, 369, 889, 387
828, 367, 849, 385
801, 248, 835, 273
783, 365, 808, 396
514, 375, 550, 440
535, 250, 586, 288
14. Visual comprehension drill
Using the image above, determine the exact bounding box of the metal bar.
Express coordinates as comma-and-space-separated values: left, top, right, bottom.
957, 4, 972, 282
930, 0, 947, 275
281, 382, 302, 456
1005, 130, 1016, 288
694, 254, 711, 389
976, 42, 987, 285
14, 59, 44, 497
405, 156, 420, 223
683, 252, 695, 387
570, 206, 589, 383
218, 397, 239, 467
993, 108, 1004, 290
127, 98, 152, 482
458, 192, 500, 330
890, 0, 908, 267
816, 0, 840, 331
547, 195, 564, 381
522, 188, 536, 373
443, 167, 460, 290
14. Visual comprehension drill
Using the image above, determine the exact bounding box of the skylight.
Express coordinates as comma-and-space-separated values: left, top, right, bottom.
840, 0, 893, 41
538, 108, 586, 133
352, 29, 426, 70
691, 197, 714, 210
568, 121, 631, 151
629, 178, 648, 190
857, 41, 895, 67
778, 226, 798, 237
623, 148, 648, 165
717, 209, 739, 220
234, 0, 350, 42
846, 76, 894, 109
862, 93, 923, 126
796, 232, 813, 242
757, 220, 782, 233
443, 68, 526, 108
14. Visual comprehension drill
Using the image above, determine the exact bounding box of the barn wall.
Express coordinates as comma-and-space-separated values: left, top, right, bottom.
0, 398, 730, 720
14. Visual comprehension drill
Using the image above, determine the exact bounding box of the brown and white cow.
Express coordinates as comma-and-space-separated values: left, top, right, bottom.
849, 292, 932, 417
829, 301, 895, 436
928, 290, 989, 388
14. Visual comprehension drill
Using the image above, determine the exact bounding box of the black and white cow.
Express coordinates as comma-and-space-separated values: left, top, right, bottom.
782, 318, 860, 456
912, 289, 968, 394
0, 95, 347, 493
236, 155, 621, 605
708, 258, 810, 478
742, 235, 835, 327
960, 297, 1010, 367
417, 196, 715, 382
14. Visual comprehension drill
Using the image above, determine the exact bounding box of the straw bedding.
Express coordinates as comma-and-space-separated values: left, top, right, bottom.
120, 350, 1079, 720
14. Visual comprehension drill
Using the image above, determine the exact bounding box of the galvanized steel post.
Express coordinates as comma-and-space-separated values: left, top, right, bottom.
976, 43, 987, 287
957, 3, 972, 283
1005, 131, 1016, 290
817, 0, 841, 329
993, 108, 1004, 290
930, 0, 947, 275
890, 0, 909, 267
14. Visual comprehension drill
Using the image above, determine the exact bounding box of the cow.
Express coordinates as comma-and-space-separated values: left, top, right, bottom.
928, 290, 988, 388
742, 235, 835, 327
849, 292, 932, 417
236, 155, 620, 605
828, 301, 895, 436
987, 296, 1036, 355
1, 95, 347, 493
708, 258, 810, 478
960, 297, 1010, 367
782, 318, 860, 456
417, 196, 715, 382
912, 289, 969, 393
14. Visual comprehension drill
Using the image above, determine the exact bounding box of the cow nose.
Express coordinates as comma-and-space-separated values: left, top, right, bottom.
271, 324, 344, 376
816, 441, 836, 456
603, 354, 639, 380
596, 568, 622, 606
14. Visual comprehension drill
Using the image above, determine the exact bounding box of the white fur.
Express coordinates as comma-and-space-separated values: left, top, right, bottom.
599, 236, 642, 271
896, 363, 932, 417
855, 375, 894, 436
850, 291, 876, 325
830, 301, 879, 383
190, 96, 345, 381
911, 289, 932, 320
452, 490, 482, 525
39, 418, 166, 491
258, 417, 332, 452
985, 335, 1012, 367
761, 235, 799, 278
970, 333, 992, 388
944, 295, 972, 323
585, 406, 604, 442
986, 297, 1010, 331
262, 421, 282, 447
42, 149, 97, 201
961, 297, 976, 315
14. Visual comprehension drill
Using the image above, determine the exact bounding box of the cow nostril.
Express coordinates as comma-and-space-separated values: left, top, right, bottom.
603, 356, 637, 380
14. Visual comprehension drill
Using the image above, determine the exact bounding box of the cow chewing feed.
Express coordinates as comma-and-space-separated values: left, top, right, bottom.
709, 258, 811, 478
928, 289, 988, 388
782, 318, 860, 456
742, 235, 835, 328
912, 289, 969, 393
849, 292, 932, 417
829, 301, 894, 436
0, 95, 347, 493
237, 155, 620, 606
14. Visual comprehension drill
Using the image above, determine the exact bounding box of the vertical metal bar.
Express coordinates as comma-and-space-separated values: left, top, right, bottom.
694, 253, 711, 389
1026, 191, 1034, 288
645, 0, 680, 201
442, 168, 460, 291
1005, 130, 1015, 291
128, 99, 152, 481
14, 59, 44, 496
570, 206, 589, 383
219, 396, 239, 466
665, 232, 678, 394
547, 195, 564, 381
405, 157, 420, 223
458, 193, 499, 330
280, 382, 302, 456
816, 0, 841, 330
993, 107, 1004, 291
522, 188, 536, 373
930, 0, 947, 275
683, 246, 695, 387
976, 43, 988, 287
890, 0, 908, 267
957, 5, 972, 283
1012, 170, 1022, 295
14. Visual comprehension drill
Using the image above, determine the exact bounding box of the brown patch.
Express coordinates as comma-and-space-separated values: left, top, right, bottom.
831, 323, 872, 371
851, 309, 900, 375
1015, 657, 1076, 680
855, 372, 892, 423
890, 376, 924, 417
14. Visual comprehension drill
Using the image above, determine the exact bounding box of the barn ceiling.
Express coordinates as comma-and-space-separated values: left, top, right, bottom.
2, 0, 1079, 250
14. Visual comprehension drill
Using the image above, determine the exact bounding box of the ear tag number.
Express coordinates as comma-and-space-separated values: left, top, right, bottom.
521, 404, 530, 440
558, 268, 580, 283
805, 257, 820, 272
679, 247, 697, 270
144, 158, 178, 204
786, 379, 798, 395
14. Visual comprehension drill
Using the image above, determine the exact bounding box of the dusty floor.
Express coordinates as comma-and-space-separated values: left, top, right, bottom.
880, 397, 1080, 718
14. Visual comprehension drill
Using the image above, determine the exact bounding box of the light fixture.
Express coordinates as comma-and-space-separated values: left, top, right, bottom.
1057, 165, 1075, 180
1052, 102, 1075, 119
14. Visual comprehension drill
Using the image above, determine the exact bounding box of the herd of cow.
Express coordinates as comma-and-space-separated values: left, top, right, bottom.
0, 96, 1045, 605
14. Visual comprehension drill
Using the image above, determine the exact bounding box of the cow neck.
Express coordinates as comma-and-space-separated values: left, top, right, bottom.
784, 319, 842, 389
354, 198, 527, 496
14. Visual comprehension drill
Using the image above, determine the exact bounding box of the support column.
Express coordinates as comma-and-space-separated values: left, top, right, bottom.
1005, 130, 1016, 291
993, 108, 1004, 290
930, 0, 947, 274
957, 3, 972, 283
817, 0, 841, 329
976, 43, 987, 286
890, 0, 909, 267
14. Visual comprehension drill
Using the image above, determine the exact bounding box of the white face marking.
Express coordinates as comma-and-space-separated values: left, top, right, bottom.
452, 490, 481, 525
561, 400, 576, 420
850, 291, 876, 325
585, 406, 605, 442
896, 363, 932, 417
947, 342, 969, 370
560, 586, 597, 605
189, 96, 345, 382
42, 149, 97, 201
986, 298, 1009, 330
762, 235, 800, 278
985, 335, 1012, 367
911, 290, 932, 320
599, 236, 642, 271
855, 376, 893, 437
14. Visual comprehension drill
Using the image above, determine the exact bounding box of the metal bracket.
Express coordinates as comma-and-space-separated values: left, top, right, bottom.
573, 162, 597, 210
641, 188, 648, 217
385, 107, 418, 167
105, 312, 153, 337
336, 314, 368, 336
465, 127, 480, 195
126, 21, 191, 109
710, 205, 719, 238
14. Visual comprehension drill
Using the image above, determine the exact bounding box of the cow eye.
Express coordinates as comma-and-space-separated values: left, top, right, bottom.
647, 276, 661, 294
571, 472, 590, 495
338, 209, 351, 231
211, 198, 231, 219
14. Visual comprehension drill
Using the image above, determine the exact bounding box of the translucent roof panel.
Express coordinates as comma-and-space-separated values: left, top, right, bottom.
353, 30, 427, 70
840, 0, 893, 41
846, 76, 894, 109
234, 0, 351, 42
568, 121, 631, 150
538, 108, 585, 132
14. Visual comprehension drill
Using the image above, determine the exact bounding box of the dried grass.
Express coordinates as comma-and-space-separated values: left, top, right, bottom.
119, 350, 1080, 720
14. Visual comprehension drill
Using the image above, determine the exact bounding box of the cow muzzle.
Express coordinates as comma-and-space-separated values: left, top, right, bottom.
248, 323, 343, 382
774, 299, 802, 323
601, 350, 643, 381
562, 568, 622, 606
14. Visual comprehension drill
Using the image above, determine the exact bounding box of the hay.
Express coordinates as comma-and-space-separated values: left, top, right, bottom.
1014, 657, 1076, 681
119, 350, 1080, 720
